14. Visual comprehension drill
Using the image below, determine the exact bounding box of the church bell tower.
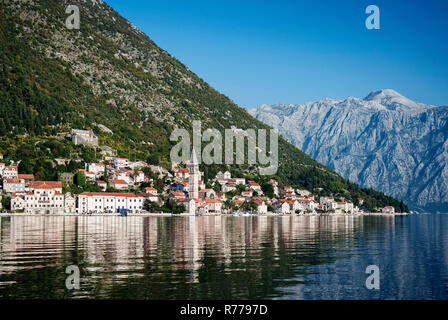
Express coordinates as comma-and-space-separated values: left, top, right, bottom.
188, 148, 199, 199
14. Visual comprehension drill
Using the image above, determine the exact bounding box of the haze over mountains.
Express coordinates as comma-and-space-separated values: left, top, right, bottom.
249, 89, 448, 213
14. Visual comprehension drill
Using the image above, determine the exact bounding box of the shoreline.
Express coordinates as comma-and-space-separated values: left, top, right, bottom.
0, 212, 410, 217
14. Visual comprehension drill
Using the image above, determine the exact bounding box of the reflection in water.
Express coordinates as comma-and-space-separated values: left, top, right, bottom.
0, 215, 447, 299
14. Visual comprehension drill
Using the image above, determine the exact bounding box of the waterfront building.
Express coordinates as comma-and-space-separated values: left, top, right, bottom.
64, 193, 76, 213
382, 206, 395, 214
178, 198, 197, 215
76, 192, 145, 213
204, 199, 223, 215
22, 181, 65, 214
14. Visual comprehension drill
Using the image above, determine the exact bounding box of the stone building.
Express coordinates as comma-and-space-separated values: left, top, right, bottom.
71, 129, 98, 146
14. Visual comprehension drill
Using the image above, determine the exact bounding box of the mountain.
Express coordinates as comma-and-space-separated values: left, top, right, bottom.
0, 0, 406, 211
249, 90, 448, 213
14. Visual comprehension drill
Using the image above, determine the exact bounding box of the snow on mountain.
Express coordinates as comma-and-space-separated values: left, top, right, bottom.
249, 90, 448, 212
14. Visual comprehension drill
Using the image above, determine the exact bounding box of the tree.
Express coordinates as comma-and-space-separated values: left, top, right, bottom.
1, 196, 11, 211
0, 119, 7, 136
143, 199, 161, 213
147, 154, 159, 165
261, 181, 274, 198
74, 171, 86, 187
399, 200, 405, 213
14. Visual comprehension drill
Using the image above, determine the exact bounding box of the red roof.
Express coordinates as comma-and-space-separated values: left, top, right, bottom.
205, 199, 223, 204
4, 178, 22, 183
170, 191, 185, 197
110, 179, 127, 185
80, 192, 139, 197
29, 181, 62, 189
18, 174, 35, 180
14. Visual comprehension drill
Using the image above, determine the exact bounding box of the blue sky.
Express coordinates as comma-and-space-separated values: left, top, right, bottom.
106, 0, 448, 107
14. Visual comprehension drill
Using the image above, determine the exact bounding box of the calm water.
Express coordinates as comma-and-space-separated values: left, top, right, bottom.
0, 214, 447, 299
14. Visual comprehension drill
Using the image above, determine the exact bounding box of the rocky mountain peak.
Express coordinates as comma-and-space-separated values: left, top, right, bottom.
364, 89, 404, 100
363, 89, 427, 110
251, 91, 448, 212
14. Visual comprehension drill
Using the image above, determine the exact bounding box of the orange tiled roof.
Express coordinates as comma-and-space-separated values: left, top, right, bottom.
205, 199, 223, 204
29, 181, 62, 189
18, 174, 34, 180
110, 179, 127, 185
80, 192, 138, 197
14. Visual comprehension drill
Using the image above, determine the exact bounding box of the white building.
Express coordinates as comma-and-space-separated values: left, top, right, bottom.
274, 201, 290, 214
336, 201, 354, 213
296, 189, 312, 197
11, 192, 26, 211
65, 193, 76, 213
113, 170, 133, 184
77, 192, 146, 213
233, 178, 246, 185
320, 196, 337, 211
96, 180, 107, 191
133, 171, 146, 183
3, 178, 25, 193
382, 206, 395, 214
85, 163, 105, 178
109, 179, 128, 190
251, 198, 268, 214
222, 183, 236, 193
178, 198, 197, 215
77, 169, 96, 181
242, 190, 253, 198
204, 199, 223, 215
247, 181, 263, 194
111, 157, 129, 169
144, 187, 158, 196
1, 165, 18, 179
216, 171, 231, 180
22, 181, 65, 214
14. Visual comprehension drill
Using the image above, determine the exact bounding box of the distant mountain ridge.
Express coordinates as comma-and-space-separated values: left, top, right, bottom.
249, 90, 448, 213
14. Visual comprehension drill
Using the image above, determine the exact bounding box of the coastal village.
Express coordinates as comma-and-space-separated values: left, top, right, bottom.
0, 129, 396, 216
